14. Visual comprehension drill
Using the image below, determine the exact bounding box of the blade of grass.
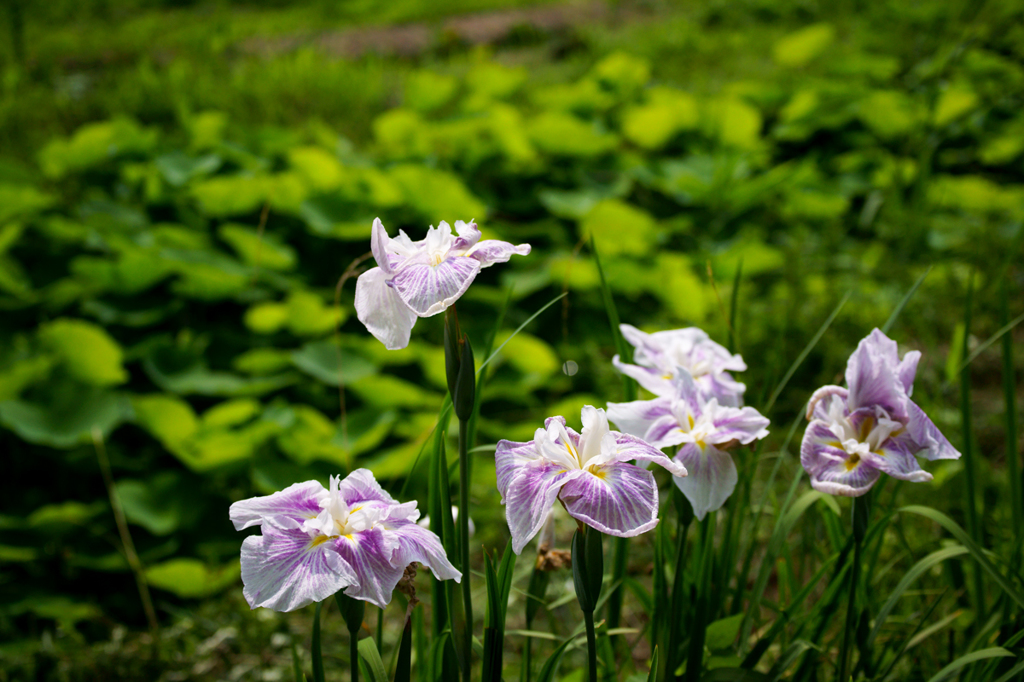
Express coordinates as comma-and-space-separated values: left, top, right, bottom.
292, 638, 306, 682
881, 266, 933, 335
959, 271, 985, 620
899, 506, 1024, 610
875, 591, 947, 679
395, 610, 413, 682
476, 292, 568, 376
867, 545, 969, 648
924, 647, 1013, 682
952, 311, 1024, 375
728, 257, 743, 353
763, 291, 851, 415
1002, 280, 1022, 562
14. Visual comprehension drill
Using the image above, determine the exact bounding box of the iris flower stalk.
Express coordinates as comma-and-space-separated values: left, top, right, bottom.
799, 329, 960, 680
229, 469, 460, 681
496, 406, 686, 681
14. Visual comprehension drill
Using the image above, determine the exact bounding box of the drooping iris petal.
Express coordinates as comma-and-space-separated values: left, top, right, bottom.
806, 385, 849, 421
611, 355, 675, 396
240, 524, 358, 612
390, 256, 482, 317
610, 432, 688, 477
332, 527, 404, 609
866, 437, 934, 482
385, 519, 463, 582
354, 267, 418, 350
229, 480, 324, 531
706, 405, 771, 445
606, 397, 671, 440
905, 401, 960, 460
559, 463, 659, 537
673, 443, 738, 521
800, 420, 881, 497
467, 240, 533, 267
502, 460, 583, 555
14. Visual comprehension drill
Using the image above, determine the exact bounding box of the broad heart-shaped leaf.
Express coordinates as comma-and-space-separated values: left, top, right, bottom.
0, 387, 132, 448
38, 318, 128, 386
387, 163, 488, 222
705, 614, 744, 651
144, 344, 298, 397
218, 223, 296, 271
145, 558, 240, 598
116, 471, 204, 536
154, 151, 222, 186
290, 340, 377, 386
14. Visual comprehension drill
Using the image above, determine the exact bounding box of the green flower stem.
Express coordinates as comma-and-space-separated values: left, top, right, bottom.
584, 607, 598, 682
312, 601, 325, 682
459, 415, 473, 682
837, 496, 867, 682
336, 592, 365, 682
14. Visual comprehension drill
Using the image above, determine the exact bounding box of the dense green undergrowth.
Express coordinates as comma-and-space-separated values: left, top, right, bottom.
1, 0, 1023, 680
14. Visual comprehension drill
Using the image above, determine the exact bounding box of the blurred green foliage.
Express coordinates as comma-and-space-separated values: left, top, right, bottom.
1, 0, 1023, 679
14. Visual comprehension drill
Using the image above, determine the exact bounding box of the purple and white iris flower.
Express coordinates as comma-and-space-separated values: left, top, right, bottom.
608, 371, 769, 520
354, 218, 531, 350
800, 329, 960, 497
229, 469, 460, 612
612, 324, 748, 406
495, 406, 687, 554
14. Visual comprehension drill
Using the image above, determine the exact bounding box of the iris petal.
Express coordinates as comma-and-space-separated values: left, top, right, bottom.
673, 443, 737, 521
386, 519, 462, 582
332, 527, 404, 609
354, 267, 418, 350
503, 461, 582, 554
559, 463, 658, 537
229, 480, 324, 531
240, 524, 357, 612
391, 256, 482, 317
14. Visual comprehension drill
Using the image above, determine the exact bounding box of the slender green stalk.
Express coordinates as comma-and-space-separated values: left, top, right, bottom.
351, 629, 360, 682
312, 601, 325, 682
572, 528, 604, 682
584, 609, 598, 682
1001, 278, 1021, 557
376, 606, 384, 651
837, 496, 868, 682
960, 272, 985, 618
459, 417, 473, 682
685, 519, 714, 682
667, 491, 693, 678
337, 592, 365, 682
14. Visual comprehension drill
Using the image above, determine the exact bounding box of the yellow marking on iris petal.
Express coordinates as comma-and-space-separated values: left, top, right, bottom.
858, 416, 875, 441
845, 453, 861, 471
345, 534, 355, 541
349, 506, 362, 513
688, 414, 695, 429
827, 441, 843, 449
310, 535, 331, 548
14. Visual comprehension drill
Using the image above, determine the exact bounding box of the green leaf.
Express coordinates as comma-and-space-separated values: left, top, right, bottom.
535, 635, 578, 682
580, 199, 658, 257
38, 117, 158, 178
154, 152, 222, 186
39, 318, 128, 386
924, 647, 1014, 682
528, 112, 618, 158
388, 164, 488, 222
0, 388, 132, 448
0, 183, 55, 222
772, 24, 835, 67
218, 223, 296, 271
900, 506, 1024, 611
705, 614, 744, 651
357, 637, 389, 682
190, 174, 270, 217
27, 501, 106, 529
116, 471, 201, 536
132, 394, 198, 447
145, 558, 241, 598
290, 340, 377, 386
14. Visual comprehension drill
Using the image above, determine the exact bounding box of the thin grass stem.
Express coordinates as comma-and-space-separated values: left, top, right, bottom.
459, 417, 473, 682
